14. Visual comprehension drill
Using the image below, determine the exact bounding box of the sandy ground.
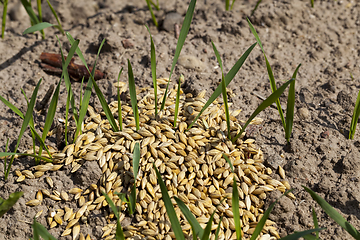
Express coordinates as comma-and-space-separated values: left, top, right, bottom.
0, 0, 360, 239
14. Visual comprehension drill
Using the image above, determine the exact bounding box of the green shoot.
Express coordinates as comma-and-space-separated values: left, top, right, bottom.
36, 0, 42, 22
223, 155, 241, 239
65, 32, 104, 139
303, 186, 360, 239
32, 218, 57, 240
38, 79, 61, 159
0, 152, 51, 162
251, 0, 262, 16
281, 229, 326, 240
0, 191, 23, 217
247, 18, 286, 128
45, 0, 64, 35
129, 142, 140, 215
145, 25, 158, 116
145, 0, 158, 28
57, 36, 80, 124
0, 94, 51, 162
232, 78, 294, 143
349, 89, 360, 139
1, 0, 7, 38
174, 196, 204, 239
21, 88, 37, 163
285, 64, 301, 142
117, 68, 124, 131
311, 0, 314, 8
154, 163, 185, 240
188, 43, 257, 129
150, 0, 160, 10
23, 22, 55, 35
91, 45, 119, 132
214, 216, 223, 240
202, 211, 216, 240
350, 72, 354, 81
4, 79, 42, 180
128, 60, 140, 131
64, 88, 71, 145
303, 207, 320, 240
103, 191, 125, 240
225, 0, 230, 10
160, 0, 197, 111
211, 41, 231, 139
19, 0, 45, 39
174, 74, 183, 128
3, 138, 9, 174
80, 77, 85, 106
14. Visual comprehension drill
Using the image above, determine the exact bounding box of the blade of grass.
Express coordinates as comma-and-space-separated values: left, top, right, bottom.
66, 32, 102, 139
103, 191, 125, 240
23, 22, 54, 35
188, 43, 256, 129
285, 64, 301, 142
280, 229, 325, 240
36, 0, 42, 22
90, 41, 119, 132
145, 0, 158, 27
0, 191, 23, 217
303, 186, 360, 239
21, 88, 37, 163
247, 18, 286, 129
174, 196, 204, 239
19, 0, 44, 39
201, 210, 215, 240
349, 89, 360, 139
0, 94, 51, 159
232, 79, 294, 143
1, 0, 8, 38
311, 0, 314, 8
117, 68, 123, 131
128, 60, 140, 131
154, 163, 185, 240
145, 25, 158, 116
150, 0, 160, 10
225, 0, 230, 10
3, 138, 9, 175
38, 79, 61, 158
64, 88, 70, 145
230, 0, 236, 10
129, 142, 140, 214
211, 41, 231, 139
56, 36, 80, 124
46, 0, 64, 35
32, 218, 57, 240
160, 0, 197, 111
224, 155, 241, 240
251, 0, 262, 16
4, 79, 42, 180
0, 152, 51, 162
174, 74, 183, 128
312, 207, 320, 239
214, 215, 223, 240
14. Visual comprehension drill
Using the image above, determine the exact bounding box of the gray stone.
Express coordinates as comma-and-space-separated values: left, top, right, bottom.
162, 12, 183, 33
178, 55, 206, 72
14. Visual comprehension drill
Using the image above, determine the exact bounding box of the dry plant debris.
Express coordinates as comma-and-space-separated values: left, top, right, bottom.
19, 81, 294, 240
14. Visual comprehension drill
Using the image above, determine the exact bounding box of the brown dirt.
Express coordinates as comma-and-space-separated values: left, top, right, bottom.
0, 0, 360, 239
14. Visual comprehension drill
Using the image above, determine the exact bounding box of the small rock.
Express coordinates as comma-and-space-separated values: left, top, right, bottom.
320, 130, 330, 139
122, 39, 134, 49
265, 154, 285, 170
337, 90, 354, 111
9, 2, 28, 21
178, 55, 205, 71
297, 107, 310, 120
162, 12, 183, 33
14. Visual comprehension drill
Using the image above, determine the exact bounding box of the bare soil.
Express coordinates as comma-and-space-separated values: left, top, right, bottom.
0, 0, 360, 239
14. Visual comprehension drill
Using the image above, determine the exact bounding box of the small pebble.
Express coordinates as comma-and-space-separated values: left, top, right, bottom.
162, 12, 183, 32
178, 55, 205, 71
320, 131, 330, 139
122, 39, 134, 49
298, 107, 310, 120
